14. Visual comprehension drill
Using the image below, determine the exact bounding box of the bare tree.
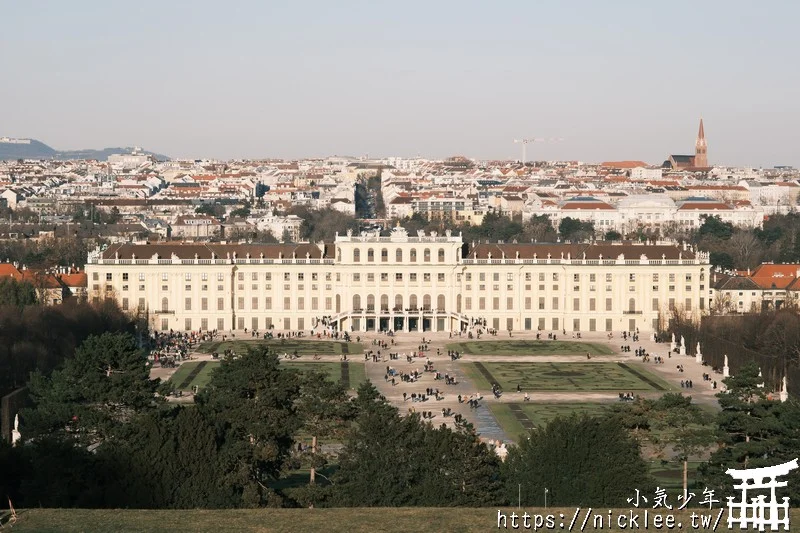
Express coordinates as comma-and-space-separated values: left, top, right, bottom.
729, 230, 764, 269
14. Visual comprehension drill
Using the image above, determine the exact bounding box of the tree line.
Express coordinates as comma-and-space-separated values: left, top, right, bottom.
2, 334, 797, 509
0, 298, 134, 398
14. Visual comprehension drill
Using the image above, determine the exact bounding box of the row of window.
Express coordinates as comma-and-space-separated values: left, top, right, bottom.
352, 273, 446, 282
462, 296, 698, 312
352, 248, 446, 263
96, 272, 336, 282
161, 316, 299, 332
97, 271, 703, 285
159, 315, 663, 334
130, 296, 336, 313
463, 272, 700, 282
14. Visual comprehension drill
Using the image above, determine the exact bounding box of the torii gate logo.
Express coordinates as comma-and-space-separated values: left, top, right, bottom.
726, 458, 798, 531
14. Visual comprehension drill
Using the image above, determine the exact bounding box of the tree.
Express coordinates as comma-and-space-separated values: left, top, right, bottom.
98, 405, 236, 508
281, 228, 292, 243
196, 347, 302, 506
709, 251, 734, 270
290, 207, 360, 242
728, 230, 764, 269
558, 217, 594, 241
502, 415, 653, 506
698, 215, 734, 240
698, 362, 800, 502
23, 332, 160, 446
330, 382, 503, 507
289, 369, 356, 502
604, 230, 623, 241
610, 394, 714, 496
194, 203, 225, 218
229, 206, 251, 218
0, 277, 37, 306
523, 215, 557, 242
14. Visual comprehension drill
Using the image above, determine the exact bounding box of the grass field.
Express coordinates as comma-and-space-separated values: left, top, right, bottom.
282, 361, 367, 388
489, 402, 616, 438
197, 338, 363, 356
461, 361, 674, 392
6, 507, 780, 532
169, 360, 366, 391
168, 361, 219, 391
446, 340, 614, 356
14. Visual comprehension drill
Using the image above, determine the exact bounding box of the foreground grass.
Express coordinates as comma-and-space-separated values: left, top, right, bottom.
447, 340, 614, 356
10, 507, 785, 532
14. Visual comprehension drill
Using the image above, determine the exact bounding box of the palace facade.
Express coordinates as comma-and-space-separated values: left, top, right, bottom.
85, 226, 710, 334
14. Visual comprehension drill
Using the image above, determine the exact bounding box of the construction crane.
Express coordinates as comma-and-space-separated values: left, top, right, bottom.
513, 137, 563, 165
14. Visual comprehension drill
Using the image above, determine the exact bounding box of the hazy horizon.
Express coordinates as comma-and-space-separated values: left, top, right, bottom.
2, 1, 798, 167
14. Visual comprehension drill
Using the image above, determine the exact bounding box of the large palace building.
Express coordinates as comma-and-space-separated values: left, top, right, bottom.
86, 226, 709, 334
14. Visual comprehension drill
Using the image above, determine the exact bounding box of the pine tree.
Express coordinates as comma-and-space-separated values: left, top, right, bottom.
23, 332, 160, 446
502, 415, 654, 507
698, 362, 800, 501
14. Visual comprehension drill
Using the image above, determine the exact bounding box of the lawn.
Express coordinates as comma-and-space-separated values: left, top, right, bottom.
446, 340, 614, 356
282, 361, 367, 389
196, 338, 363, 356
6, 507, 754, 533
461, 361, 674, 392
489, 402, 618, 438
169, 361, 219, 391
168, 361, 366, 391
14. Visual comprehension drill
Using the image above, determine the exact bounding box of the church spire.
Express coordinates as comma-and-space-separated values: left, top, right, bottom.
694, 118, 708, 168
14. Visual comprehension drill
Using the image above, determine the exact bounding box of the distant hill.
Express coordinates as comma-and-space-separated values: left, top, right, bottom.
0, 138, 168, 161
0, 138, 57, 160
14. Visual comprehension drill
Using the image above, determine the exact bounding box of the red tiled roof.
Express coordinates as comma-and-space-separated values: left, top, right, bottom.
58, 272, 87, 287
601, 161, 649, 168
0, 263, 22, 279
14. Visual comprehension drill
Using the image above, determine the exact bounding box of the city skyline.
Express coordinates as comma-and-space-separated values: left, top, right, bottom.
2, 1, 799, 166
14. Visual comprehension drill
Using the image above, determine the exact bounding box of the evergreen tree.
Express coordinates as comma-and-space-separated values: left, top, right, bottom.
196, 347, 302, 506
698, 362, 800, 502
330, 383, 503, 507
23, 332, 160, 446
502, 415, 654, 507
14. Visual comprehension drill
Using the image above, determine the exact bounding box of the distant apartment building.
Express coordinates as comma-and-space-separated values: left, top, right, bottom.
170, 215, 221, 240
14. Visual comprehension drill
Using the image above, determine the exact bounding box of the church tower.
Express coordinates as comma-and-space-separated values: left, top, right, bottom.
694, 118, 708, 168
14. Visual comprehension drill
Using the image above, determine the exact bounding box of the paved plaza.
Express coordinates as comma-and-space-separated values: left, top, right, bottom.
153, 328, 723, 444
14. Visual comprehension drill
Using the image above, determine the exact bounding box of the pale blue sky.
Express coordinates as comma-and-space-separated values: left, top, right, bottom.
2, 1, 798, 166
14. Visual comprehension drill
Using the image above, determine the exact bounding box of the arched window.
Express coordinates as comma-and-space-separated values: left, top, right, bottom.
409, 294, 418, 310
353, 248, 360, 262
456, 294, 462, 313
367, 294, 375, 312
161, 297, 169, 312
437, 294, 445, 311
438, 248, 445, 263
353, 294, 361, 311
367, 248, 375, 262
423, 248, 431, 262
381, 248, 388, 262
394, 294, 403, 311
410, 249, 417, 262
628, 298, 636, 312
423, 294, 432, 311
380, 294, 389, 312
396, 248, 403, 262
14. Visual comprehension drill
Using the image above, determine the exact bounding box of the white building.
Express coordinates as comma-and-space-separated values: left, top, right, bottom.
86, 226, 709, 334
